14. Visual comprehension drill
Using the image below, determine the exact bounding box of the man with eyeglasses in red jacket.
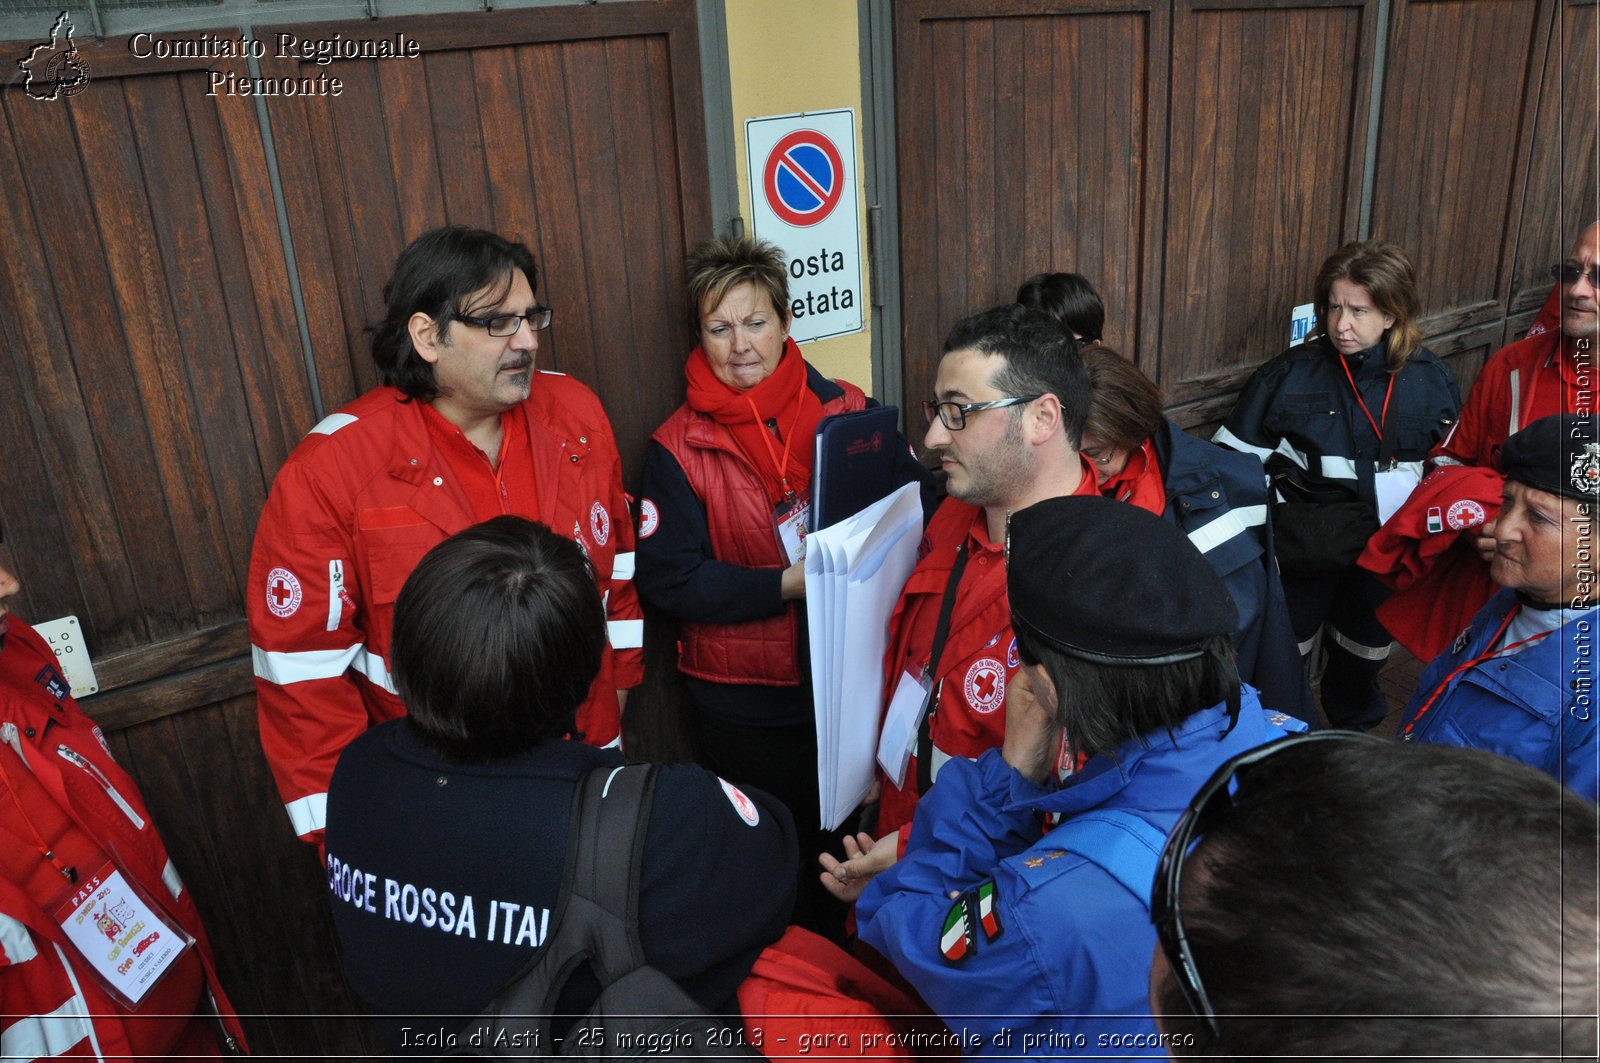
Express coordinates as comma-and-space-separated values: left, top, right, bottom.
248, 226, 641, 854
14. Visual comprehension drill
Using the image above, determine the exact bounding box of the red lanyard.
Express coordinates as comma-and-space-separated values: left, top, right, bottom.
0, 748, 80, 883
1401, 605, 1552, 738
743, 374, 807, 504
1338, 355, 1396, 447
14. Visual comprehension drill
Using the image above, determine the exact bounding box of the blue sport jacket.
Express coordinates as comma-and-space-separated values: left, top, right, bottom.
1402, 586, 1597, 801
857, 692, 1305, 1056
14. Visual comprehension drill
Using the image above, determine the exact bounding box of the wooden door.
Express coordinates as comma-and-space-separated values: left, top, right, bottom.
893, 0, 1596, 432
0, 1, 711, 1053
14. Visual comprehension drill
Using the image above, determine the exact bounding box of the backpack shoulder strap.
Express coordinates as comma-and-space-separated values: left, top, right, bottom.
443, 762, 660, 1054
564, 763, 658, 981
1046, 809, 1167, 909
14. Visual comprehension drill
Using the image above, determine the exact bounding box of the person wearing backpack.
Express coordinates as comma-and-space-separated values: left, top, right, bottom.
856, 497, 1304, 1055
322, 517, 796, 1053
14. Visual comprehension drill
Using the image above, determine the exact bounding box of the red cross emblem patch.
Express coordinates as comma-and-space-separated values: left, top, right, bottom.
963, 657, 1006, 715
266, 567, 303, 619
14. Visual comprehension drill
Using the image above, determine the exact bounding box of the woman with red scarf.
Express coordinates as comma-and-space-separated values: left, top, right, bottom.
638, 237, 918, 936
1076, 347, 1315, 724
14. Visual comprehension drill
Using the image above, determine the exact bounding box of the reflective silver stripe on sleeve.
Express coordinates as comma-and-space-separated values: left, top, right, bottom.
0, 946, 101, 1059
1187, 505, 1267, 555
610, 551, 635, 581
352, 647, 399, 695
161, 859, 184, 901
0, 913, 37, 965
252, 643, 363, 684
251, 643, 397, 695
285, 792, 328, 837
607, 619, 644, 650
926, 743, 975, 785
1211, 425, 1276, 462
1507, 369, 1521, 437
308, 412, 358, 436
1319, 456, 1359, 481
1328, 627, 1392, 661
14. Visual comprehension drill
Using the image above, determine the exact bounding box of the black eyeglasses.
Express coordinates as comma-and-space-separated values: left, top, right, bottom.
1151, 730, 1386, 1041
922, 395, 1042, 431
454, 307, 554, 337
1550, 263, 1600, 289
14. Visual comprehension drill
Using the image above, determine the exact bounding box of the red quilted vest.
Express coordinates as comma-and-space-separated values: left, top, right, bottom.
652, 380, 866, 685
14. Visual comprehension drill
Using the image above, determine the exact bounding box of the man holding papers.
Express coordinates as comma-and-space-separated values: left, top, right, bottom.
822, 305, 1096, 893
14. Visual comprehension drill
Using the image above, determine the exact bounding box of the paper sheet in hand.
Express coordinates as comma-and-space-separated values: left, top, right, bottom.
806, 482, 923, 830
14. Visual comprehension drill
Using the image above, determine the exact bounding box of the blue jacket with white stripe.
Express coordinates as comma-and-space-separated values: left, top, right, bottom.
1213, 336, 1460, 509
1156, 419, 1315, 724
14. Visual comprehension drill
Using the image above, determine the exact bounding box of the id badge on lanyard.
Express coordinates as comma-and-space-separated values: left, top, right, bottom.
877, 669, 934, 787
776, 497, 811, 565
53, 861, 194, 1009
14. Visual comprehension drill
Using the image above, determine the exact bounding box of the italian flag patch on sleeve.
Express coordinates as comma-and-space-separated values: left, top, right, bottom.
940, 894, 977, 963
975, 879, 1002, 940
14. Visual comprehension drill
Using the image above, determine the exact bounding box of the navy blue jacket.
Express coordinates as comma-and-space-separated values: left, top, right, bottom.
1156, 419, 1316, 724
1215, 337, 1460, 507
1402, 587, 1597, 800
324, 723, 797, 1051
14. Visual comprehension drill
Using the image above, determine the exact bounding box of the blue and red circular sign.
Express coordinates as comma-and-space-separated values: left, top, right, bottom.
762, 129, 845, 228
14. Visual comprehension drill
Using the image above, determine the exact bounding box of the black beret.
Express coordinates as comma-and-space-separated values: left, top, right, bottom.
1501, 414, 1600, 502
1006, 495, 1238, 665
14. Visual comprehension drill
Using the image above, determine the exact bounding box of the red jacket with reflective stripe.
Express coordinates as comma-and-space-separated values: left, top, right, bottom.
650, 380, 866, 684
248, 379, 640, 846
1429, 324, 1586, 470
0, 620, 245, 1058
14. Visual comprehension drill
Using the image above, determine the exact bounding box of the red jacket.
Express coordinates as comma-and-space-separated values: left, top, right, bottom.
1357, 465, 1504, 660
1430, 323, 1589, 470
248, 378, 641, 846
876, 474, 1096, 840
650, 380, 866, 685
0, 619, 245, 1058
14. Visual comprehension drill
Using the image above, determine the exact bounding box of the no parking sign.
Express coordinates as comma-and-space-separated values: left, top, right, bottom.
746, 109, 863, 343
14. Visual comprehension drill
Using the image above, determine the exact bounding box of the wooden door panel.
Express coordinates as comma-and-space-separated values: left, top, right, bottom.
1, 3, 712, 1055
1162, 0, 1377, 402
1510, 1, 1597, 315
1370, 0, 1551, 330
261, 1, 710, 484
895, 0, 1162, 442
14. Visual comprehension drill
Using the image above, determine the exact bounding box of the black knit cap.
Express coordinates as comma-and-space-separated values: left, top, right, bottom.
1006, 495, 1238, 665
1501, 413, 1600, 502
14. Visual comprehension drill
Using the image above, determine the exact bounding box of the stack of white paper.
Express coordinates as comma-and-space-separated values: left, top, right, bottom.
806, 482, 924, 830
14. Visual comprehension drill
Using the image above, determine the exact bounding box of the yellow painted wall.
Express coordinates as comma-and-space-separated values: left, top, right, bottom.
724, 0, 874, 391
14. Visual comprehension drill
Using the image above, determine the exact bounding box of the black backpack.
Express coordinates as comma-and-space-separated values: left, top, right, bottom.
447, 763, 760, 1060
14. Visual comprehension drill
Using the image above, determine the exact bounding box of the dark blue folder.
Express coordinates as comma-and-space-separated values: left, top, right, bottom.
811, 405, 903, 531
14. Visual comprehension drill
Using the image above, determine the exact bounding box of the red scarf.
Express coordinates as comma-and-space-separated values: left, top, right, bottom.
1099, 437, 1165, 515
685, 337, 824, 504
